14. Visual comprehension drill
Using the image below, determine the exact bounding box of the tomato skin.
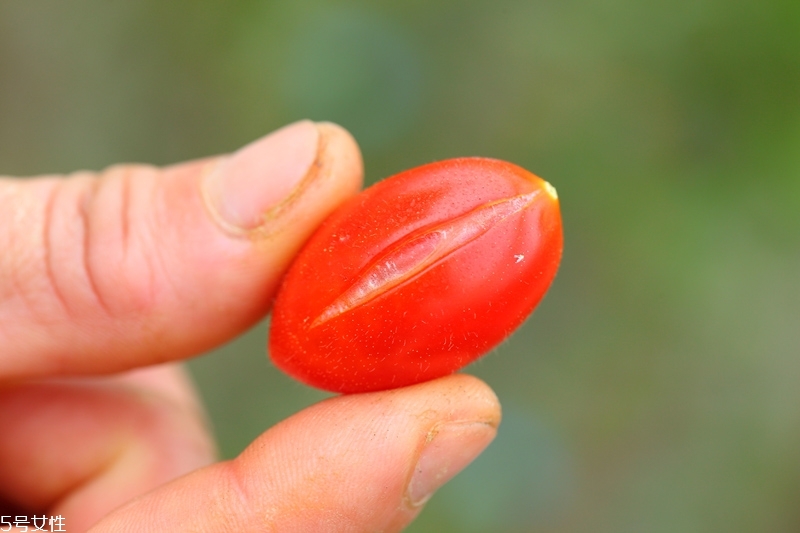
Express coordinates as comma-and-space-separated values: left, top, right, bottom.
269, 157, 563, 393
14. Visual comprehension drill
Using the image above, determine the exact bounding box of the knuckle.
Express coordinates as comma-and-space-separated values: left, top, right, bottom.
7, 166, 170, 323
89, 164, 169, 317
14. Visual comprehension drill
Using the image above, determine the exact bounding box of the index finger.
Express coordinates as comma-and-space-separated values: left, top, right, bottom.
0, 121, 362, 380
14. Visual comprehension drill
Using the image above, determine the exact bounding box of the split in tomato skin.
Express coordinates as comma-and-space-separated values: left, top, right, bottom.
269, 157, 563, 394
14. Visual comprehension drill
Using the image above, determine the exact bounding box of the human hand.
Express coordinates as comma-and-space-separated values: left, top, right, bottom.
0, 121, 501, 532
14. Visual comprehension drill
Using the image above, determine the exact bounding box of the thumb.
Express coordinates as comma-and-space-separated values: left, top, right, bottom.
0, 121, 362, 379
87, 375, 502, 533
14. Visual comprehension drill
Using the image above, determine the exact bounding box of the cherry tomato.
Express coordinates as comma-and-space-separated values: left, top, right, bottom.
269, 157, 563, 393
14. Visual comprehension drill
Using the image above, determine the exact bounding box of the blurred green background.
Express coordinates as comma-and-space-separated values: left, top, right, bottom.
2, 0, 799, 531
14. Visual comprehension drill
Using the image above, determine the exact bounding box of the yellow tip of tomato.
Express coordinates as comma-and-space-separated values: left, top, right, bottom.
543, 180, 558, 201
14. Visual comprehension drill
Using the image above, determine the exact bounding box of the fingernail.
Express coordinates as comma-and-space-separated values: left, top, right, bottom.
407, 421, 496, 507
203, 120, 319, 232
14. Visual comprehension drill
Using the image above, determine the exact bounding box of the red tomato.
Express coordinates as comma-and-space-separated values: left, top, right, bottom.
269, 157, 563, 393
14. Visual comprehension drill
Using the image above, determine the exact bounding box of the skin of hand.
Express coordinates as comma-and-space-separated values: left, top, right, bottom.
0, 121, 501, 532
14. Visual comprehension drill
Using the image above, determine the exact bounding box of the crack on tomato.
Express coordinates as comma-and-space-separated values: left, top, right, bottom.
309, 189, 542, 328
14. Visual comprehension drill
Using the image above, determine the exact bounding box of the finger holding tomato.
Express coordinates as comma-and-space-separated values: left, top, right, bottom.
0, 121, 503, 533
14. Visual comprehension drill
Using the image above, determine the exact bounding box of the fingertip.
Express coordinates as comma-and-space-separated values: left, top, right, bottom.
201, 120, 363, 238
198, 119, 364, 281
314, 121, 363, 190
267, 120, 364, 240
201, 120, 318, 233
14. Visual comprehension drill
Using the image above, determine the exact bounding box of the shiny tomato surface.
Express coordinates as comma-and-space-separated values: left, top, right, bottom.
269, 157, 563, 393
